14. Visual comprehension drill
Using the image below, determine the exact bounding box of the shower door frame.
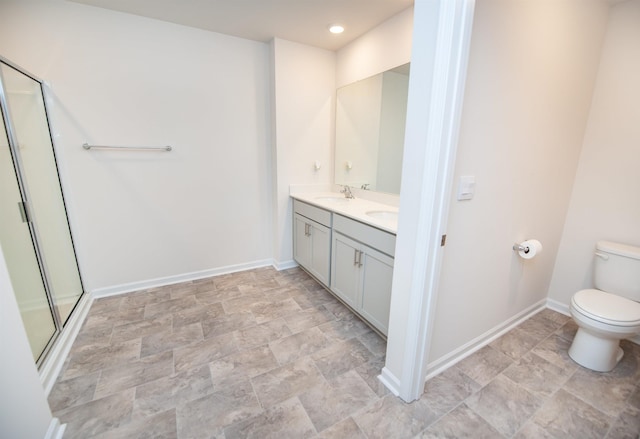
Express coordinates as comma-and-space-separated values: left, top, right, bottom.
0, 55, 86, 368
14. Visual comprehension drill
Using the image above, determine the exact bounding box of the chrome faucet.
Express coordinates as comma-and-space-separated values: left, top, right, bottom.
361, 183, 370, 190
341, 185, 355, 199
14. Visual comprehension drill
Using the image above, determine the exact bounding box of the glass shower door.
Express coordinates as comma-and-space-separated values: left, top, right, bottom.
0, 93, 57, 362
0, 62, 84, 326
0, 58, 85, 365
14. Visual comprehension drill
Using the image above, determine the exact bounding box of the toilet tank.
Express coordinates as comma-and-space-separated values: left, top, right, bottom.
593, 240, 640, 301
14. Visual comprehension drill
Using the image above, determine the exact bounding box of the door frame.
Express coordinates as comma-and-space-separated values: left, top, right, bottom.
381, 0, 476, 402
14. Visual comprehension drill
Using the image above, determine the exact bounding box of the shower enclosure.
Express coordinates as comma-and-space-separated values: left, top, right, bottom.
0, 57, 84, 367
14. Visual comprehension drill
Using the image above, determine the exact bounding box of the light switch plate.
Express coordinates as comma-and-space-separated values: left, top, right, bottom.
457, 175, 475, 200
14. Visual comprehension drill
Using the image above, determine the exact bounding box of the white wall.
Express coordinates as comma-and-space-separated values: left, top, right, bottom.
548, 0, 640, 306
336, 7, 413, 88
428, 0, 610, 364
270, 38, 335, 266
0, 248, 56, 439
0, 0, 273, 292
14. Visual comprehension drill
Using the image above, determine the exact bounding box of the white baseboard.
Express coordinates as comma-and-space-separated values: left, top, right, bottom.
44, 418, 66, 439
274, 260, 298, 271
40, 291, 94, 395
378, 367, 401, 397
546, 298, 570, 316
424, 299, 547, 381
91, 259, 275, 298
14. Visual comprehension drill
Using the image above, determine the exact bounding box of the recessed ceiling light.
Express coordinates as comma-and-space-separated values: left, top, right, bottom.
329, 25, 344, 34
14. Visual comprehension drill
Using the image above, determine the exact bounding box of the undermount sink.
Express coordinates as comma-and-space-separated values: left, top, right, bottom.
366, 210, 399, 221
315, 196, 350, 204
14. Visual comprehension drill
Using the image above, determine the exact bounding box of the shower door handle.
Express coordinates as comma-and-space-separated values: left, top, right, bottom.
17, 201, 30, 223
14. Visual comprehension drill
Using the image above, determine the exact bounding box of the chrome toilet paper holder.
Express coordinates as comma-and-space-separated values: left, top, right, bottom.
513, 243, 531, 254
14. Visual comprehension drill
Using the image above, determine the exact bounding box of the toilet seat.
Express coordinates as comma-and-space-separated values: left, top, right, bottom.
572, 289, 640, 327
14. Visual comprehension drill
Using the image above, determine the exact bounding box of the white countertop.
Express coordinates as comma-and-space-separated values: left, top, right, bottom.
290, 191, 398, 234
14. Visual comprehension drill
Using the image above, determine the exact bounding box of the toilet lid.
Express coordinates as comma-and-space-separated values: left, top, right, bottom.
572, 289, 640, 326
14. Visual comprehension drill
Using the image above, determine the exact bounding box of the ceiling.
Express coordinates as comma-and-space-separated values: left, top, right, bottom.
69, 0, 414, 51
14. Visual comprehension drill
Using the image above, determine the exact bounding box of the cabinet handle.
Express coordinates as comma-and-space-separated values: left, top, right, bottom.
305, 223, 311, 237
353, 249, 363, 267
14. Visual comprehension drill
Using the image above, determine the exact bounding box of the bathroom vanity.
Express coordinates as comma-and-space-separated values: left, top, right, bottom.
291, 194, 397, 335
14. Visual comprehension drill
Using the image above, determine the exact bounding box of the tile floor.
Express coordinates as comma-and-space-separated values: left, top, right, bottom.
49, 267, 640, 438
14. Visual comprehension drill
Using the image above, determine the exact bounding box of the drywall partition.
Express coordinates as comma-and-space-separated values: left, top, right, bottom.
0, 0, 273, 292
426, 0, 609, 371
270, 38, 335, 267
336, 7, 413, 89
548, 0, 640, 308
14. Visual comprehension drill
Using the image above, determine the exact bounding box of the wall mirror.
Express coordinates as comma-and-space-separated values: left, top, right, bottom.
334, 63, 410, 195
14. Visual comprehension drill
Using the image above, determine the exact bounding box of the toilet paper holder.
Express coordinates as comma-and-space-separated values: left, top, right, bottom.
513, 243, 531, 254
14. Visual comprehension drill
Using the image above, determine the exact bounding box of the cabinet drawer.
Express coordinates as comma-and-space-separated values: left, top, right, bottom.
333, 214, 396, 257
293, 199, 332, 228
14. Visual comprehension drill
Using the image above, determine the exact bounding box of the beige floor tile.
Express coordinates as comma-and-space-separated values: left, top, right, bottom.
63, 338, 141, 380
251, 356, 326, 408
201, 310, 256, 338
299, 369, 377, 432
531, 389, 613, 439
48, 371, 99, 412
419, 403, 505, 438
233, 318, 292, 351
423, 366, 481, 415
56, 389, 135, 439
317, 417, 367, 439
141, 322, 203, 357
94, 350, 174, 399
250, 297, 303, 324
93, 408, 177, 439
312, 338, 376, 380
455, 345, 513, 386
143, 296, 198, 319
133, 364, 213, 419
502, 352, 574, 398
268, 326, 329, 365
173, 332, 237, 373
50, 272, 639, 439
354, 394, 440, 439
465, 374, 541, 437
209, 345, 279, 381
223, 397, 316, 439
489, 326, 540, 360
111, 314, 172, 344
283, 305, 335, 333
176, 380, 262, 437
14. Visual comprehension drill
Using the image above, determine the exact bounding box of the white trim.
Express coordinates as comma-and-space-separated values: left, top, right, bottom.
546, 298, 570, 316
384, 0, 476, 402
44, 418, 66, 439
40, 292, 93, 395
274, 259, 298, 271
424, 299, 546, 380
378, 367, 401, 397
92, 259, 274, 298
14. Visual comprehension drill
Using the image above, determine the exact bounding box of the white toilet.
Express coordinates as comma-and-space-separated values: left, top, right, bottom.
568, 240, 640, 372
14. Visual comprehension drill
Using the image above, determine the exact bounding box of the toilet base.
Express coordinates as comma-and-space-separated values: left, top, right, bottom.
568, 327, 624, 372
